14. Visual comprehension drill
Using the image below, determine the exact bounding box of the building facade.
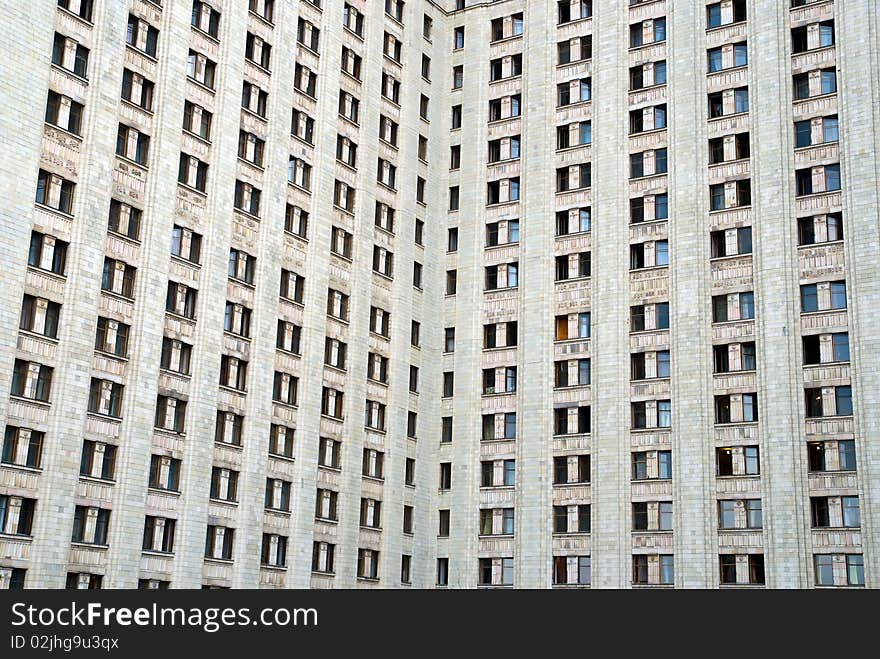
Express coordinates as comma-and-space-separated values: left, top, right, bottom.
0, 0, 877, 590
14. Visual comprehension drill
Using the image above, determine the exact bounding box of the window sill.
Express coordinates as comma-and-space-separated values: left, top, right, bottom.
556, 16, 592, 28
70, 542, 108, 550
85, 410, 121, 422
706, 20, 747, 34
278, 296, 305, 309
709, 253, 752, 263
142, 549, 174, 558
185, 75, 215, 95
265, 508, 292, 517
556, 274, 593, 283
18, 328, 60, 345
203, 557, 234, 565
49, 63, 88, 85
629, 264, 668, 273
337, 113, 360, 129
153, 427, 186, 437
343, 26, 364, 41
293, 87, 318, 102
79, 474, 115, 486
481, 436, 517, 443
45, 120, 84, 141
708, 203, 751, 214
0, 463, 42, 474
241, 106, 268, 124
249, 9, 274, 27
177, 182, 207, 198
555, 186, 591, 196
57, 6, 94, 26
556, 143, 592, 154
709, 107, 749, 121
33, 202, 74, 220
0, 532, 33, 542
707, 63, 748, 76
629, 170, 668, 182
190, 24, 220, 44
629, 126, 667, 138
481, 390, 517, 398
490, 31, 525, 46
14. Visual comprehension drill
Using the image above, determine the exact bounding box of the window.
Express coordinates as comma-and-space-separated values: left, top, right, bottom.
343, 4, 364, 36
142, 516, 176, 553
159, 337, 191, 375
280, 269, 305, 304
154, 395, 187, 433
183, 100, 211, 140
312, 541, 335, 573
147, 453, 181, 491
186, 49, 215, 89
847, 555, 865, 586
296, 18, 320, 53
192, 1, 220, 38
126, 14, 159, 57
454, 26, 464, 49
334, 180, 356, 212
0, 496, 36, 536
265, 478, 292, 512
318, 438, 341, 469
629, 104, 666, 134
710, 226, 752, 257
557, 78, 591, 107
707, 0, 746, 28
339, 90, 360, 123
215, 412, 244, 448
385, 0, 404, 22
357, 548, 380, 580
58, 0, 94, 22
71, 506, 110, 545
51, 33, 89, 78
558, 0, 592, 24
108, 199, 141, 240
2, 426, 43, 469
45, 90, 84, 134
261, 534, 287, 568
272, 371, 298, 406
11, 360, 53, 403
219, 355, 248, 392
225, 248, 256, 285
178, 153, 208, 192
35, 169, 75, 214
205, 526, 234, 560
